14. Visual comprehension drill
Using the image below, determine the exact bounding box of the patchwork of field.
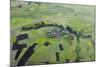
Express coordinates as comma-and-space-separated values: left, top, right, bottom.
10, 0, 95, 66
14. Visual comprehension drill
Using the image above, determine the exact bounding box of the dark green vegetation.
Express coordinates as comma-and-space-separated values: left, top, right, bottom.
11, 0, 95, 66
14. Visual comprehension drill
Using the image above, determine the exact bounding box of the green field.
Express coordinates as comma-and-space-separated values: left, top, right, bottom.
10, 0, 95, 66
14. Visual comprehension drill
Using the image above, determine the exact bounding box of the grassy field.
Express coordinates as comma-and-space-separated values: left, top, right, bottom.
10, 0, 95, 66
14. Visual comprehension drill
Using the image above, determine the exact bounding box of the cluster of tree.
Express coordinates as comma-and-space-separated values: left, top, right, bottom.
22, 22, 64, 31
22, 22, 92, 42
22, 21, 45, 30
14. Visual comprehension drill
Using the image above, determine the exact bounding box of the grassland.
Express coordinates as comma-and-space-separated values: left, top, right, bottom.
10, 0, 95, 66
